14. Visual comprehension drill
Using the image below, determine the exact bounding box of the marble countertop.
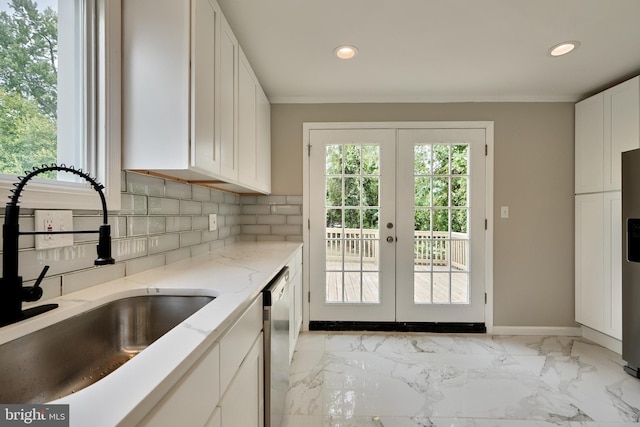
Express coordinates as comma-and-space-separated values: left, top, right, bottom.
0, 241, 302, 427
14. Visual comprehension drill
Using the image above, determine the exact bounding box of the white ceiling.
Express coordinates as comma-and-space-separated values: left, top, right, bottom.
215, 0, 640, 104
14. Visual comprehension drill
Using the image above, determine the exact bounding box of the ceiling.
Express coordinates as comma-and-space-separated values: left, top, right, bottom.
215, 0, 640, 104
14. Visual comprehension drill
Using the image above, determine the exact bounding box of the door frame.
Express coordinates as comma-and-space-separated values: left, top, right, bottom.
302, 121, 495, 332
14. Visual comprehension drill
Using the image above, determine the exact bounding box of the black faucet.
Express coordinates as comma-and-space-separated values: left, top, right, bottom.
1, 165, 115, 327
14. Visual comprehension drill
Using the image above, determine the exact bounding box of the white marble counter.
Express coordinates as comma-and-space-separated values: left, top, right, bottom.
0, 241, 302, 427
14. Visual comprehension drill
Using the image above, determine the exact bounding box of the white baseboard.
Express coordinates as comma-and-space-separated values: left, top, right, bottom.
581, 326, 622, 354
490, 326, 582, 336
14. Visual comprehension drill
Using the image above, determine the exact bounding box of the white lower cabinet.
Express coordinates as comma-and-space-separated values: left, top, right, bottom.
218, 333, 264, 427
575, 192, 622, 339
139, 345, 221, 427
138, 294, 264, 427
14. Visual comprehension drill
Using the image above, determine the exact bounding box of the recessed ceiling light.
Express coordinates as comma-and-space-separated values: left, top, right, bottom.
334, 45, 358, 60
548, 41, 580, 57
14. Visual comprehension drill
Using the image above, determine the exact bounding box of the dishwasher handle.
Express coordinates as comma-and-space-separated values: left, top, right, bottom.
263, 267, 290, 305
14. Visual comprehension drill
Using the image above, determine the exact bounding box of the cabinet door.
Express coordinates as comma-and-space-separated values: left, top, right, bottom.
219, 15, 239, 180
122, 0, 190, 170
192, 0, 219, 175
238, 49, 258, 188
604, 192, 622, 339
139, 344, 220, 427
575, 193, 605, 329
219, 333, 264, 427
604, 76, 640, 191
575, 93, 604, 194
256, 86, 271, 193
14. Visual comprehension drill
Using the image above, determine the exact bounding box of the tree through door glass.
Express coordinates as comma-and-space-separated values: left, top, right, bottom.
325, 144, 380, 304
414, 143, 470, 304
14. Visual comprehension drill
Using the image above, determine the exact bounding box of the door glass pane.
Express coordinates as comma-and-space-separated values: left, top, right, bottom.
344, 177, 361, 206
362, 145, 379, 174
326, 145, 342, 174
451, 177, 468, 207
432, 177, 449, 207
414, 177, 431, 206
412, 143, 470, 305
324, 142, 381, 304
362, 177, 379, 206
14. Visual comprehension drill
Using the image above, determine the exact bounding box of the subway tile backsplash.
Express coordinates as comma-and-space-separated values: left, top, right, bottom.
0, 171, 303, 301
239, 195, 303, 242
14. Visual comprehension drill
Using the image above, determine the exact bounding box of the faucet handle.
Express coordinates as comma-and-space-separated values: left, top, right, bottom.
22, 265, 49, 302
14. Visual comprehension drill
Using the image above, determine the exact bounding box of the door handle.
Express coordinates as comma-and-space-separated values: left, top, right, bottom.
386, 236, 395, 243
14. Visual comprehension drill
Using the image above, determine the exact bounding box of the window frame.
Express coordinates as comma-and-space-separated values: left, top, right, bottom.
0, 0, 121, 211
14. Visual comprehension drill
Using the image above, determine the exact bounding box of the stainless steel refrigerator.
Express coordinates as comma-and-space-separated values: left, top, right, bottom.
622, 148, 640, 376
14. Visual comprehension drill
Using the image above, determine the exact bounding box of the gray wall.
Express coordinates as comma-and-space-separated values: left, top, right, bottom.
270, 102, 576, 327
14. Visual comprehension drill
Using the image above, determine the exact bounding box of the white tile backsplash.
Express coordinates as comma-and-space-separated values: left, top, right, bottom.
149, 234, 180, 254
179, 230, 202, 248
125, 254, 165, 276
191, 185, 211, 202
165, 180, 192, 199
126, 172, 165, 196
241, 195, 303, 242
179, 200, 202, 215
2, 170, 301, 303
115, 237, 148, 261
148, 197, 180, 215
62, 263, 126, 294
166, 216, 192, 233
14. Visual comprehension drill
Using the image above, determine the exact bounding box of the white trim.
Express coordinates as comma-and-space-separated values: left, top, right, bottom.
271, 95, 580, 104
484, 123, 495, 333
302, 121, 494, 330
491, 326, 582, 336
581, 325, 622, 354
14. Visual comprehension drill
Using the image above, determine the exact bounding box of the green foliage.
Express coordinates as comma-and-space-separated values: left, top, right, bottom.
0, 88, 56, 177
0, 0, 57, 117
413, 144, 468, 234
0, 0, 57, 177
325, 143, 469, 234
325, 145, 380, 229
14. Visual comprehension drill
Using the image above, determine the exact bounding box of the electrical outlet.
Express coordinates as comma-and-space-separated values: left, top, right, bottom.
209, 214, 218, 231
35, 210, 74, 250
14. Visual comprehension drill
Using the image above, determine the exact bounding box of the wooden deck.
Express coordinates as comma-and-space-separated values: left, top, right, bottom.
325, 263, 469, 304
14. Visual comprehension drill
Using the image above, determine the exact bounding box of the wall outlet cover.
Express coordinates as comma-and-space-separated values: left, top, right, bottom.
209, 214, 218, 231
35, 210, 74, 250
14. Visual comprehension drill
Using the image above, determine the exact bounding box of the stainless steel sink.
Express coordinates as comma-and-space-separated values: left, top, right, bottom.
0, 295, 214, 403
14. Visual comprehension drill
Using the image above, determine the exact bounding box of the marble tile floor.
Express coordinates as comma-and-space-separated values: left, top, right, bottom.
282, 332, 640, 427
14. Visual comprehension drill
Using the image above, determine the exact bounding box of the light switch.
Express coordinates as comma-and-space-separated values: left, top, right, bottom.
500, 206, 509, 219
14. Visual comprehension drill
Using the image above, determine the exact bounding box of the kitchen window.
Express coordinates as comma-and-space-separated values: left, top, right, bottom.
0, 0, 120, 210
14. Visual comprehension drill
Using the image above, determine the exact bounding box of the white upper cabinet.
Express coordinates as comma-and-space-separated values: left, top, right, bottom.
239, 48, 272, 193
575, 93, 604, 194
219, 13, 239, 182
575, 76, 640, 194
604, 77, 640, 191
122, 0, 271, 194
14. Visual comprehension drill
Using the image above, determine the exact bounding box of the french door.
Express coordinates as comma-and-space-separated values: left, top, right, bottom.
308, 126, 487, 323
309, 129, 397, 321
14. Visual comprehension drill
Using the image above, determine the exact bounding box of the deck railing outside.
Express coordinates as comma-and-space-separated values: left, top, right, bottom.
326, 228, 468, 270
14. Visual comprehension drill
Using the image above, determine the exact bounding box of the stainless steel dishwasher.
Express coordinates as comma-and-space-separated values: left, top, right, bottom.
263, 267, 290, 427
